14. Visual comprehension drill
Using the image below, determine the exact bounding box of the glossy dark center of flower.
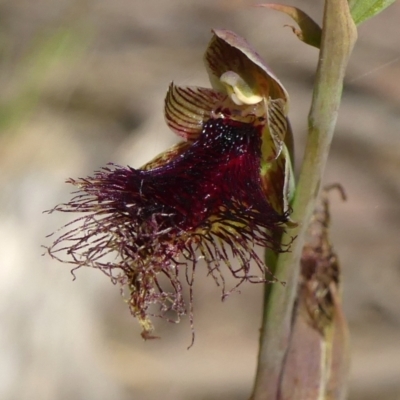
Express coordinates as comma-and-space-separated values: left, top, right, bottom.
123, 117, 265, 231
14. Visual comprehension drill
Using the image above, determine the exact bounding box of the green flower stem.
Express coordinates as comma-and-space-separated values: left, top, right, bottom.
251, 0, 357, 398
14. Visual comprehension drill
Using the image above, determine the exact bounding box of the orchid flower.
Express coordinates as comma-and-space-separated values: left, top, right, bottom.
46, 29, 295, 341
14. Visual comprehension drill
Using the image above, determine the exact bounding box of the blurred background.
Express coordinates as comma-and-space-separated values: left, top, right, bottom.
1, 0, 399, 399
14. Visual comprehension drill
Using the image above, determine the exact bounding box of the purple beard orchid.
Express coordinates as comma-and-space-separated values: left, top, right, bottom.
46, 30, 295, 341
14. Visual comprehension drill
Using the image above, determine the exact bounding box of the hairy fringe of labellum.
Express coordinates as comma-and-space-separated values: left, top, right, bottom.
45, 117, 290, 342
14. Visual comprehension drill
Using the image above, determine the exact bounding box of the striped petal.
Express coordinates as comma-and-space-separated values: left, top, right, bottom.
260, 143, 295, 217
164, 83, 224, 140
267, 97, 288, 158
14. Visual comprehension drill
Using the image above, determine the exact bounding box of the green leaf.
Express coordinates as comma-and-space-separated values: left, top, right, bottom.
349, 0, 397, 25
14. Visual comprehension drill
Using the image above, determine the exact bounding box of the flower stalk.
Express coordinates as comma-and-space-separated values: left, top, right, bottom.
251, 0, 357, 398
